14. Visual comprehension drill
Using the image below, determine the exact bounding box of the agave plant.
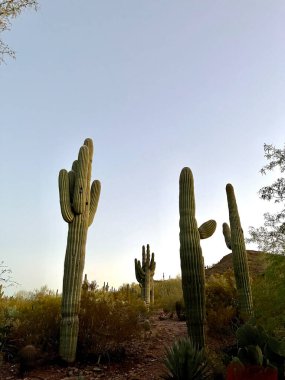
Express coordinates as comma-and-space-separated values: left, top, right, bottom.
162, 337, 210, 380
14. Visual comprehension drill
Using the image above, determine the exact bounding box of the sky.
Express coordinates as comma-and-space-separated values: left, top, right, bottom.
0, 1, 284, 295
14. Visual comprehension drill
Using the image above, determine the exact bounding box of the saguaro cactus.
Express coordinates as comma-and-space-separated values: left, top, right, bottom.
224, 183, 254, 318
58, 138, 101, 363
82, 274, 89, 293
179, 167, 216, 349
134, 244, 156, 305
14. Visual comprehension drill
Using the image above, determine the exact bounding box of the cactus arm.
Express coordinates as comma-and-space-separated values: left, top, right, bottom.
84, 138, 93, 207
134, 258, 145, 299
72, 160, 78, 173
73, 146, 89, 214
142, 245, 146, 266
198, 219, 217, 239
68, 170, 76, 201
150, 252, 156, 273
59, 169, 74, 223
135, 259, 145, 283
89, 180, 101, 226
222, 222, 232, 249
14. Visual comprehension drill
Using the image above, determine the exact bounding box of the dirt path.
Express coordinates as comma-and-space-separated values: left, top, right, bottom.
0, 313, 189, 380
0, 315, 187, 380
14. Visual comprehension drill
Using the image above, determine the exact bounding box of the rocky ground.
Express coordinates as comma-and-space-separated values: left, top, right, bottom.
0, 311, 234, 380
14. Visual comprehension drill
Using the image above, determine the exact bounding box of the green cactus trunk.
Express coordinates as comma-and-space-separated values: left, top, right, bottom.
179, 167, 216, 349
58, 138, 101, 363
144, 263, 151, 305
225, 183, 254, 319
150, 277, 154, 304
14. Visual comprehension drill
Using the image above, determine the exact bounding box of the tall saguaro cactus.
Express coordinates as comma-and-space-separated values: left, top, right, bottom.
58, 138, 101, 363
134, 244, 156, 305
224, 183, 254, 319
179, 167, 216, 349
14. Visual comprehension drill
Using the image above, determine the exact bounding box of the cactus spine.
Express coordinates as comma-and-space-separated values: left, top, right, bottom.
134, 244, 156, 305
224, 183, 254, 318
179, 167, 216, 349
58, 138, 101, 363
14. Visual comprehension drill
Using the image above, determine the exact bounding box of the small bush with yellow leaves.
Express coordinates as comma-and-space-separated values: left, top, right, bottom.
206, 271, 238, 336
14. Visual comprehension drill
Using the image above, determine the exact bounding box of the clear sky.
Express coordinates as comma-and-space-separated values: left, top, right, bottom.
1, 1, 284, 295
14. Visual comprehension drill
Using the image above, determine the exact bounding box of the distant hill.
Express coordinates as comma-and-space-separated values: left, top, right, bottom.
205, 250, 269, 278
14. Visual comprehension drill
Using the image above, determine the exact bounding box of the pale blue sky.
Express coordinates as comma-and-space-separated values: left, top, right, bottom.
1, 1, 284, 294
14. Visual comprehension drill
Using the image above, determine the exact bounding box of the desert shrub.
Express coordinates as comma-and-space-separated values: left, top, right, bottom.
0, 287, 61, 360
153, 271, 238, 329
78, 289, 146, 360
206, 271, 238, 336
207, 348, 227, 379
175, 299, 186, 321
154, 277, 183, 313
116, 282, 141, 303
0, 284, 148, 363
4, 288, 61, 353
0, 298, 18, 360
13, 290, 61, 352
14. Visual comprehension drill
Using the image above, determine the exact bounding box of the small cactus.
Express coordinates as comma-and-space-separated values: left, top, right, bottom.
103, 282, 109, 292
82, 274, 89, 293
134, 244, 156, 305
18, 345, 39, 376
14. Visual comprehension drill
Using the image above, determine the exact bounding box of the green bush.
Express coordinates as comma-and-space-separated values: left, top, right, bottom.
154, 277, 183, 313
252, 254, 285, 336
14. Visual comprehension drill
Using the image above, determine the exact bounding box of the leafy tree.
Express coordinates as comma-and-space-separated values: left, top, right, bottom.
0, 261, 12, 286
0, 0, 37, 63
247, 143, 285, 254
0, 261, 17, 296
252, 253, 285, 335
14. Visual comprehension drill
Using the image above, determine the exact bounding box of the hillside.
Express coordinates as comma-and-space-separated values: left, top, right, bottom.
205, 250, 269, 278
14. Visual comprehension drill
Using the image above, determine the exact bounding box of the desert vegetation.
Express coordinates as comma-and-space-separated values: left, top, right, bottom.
0, 254, 285, 379
0, 141, 285, 379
